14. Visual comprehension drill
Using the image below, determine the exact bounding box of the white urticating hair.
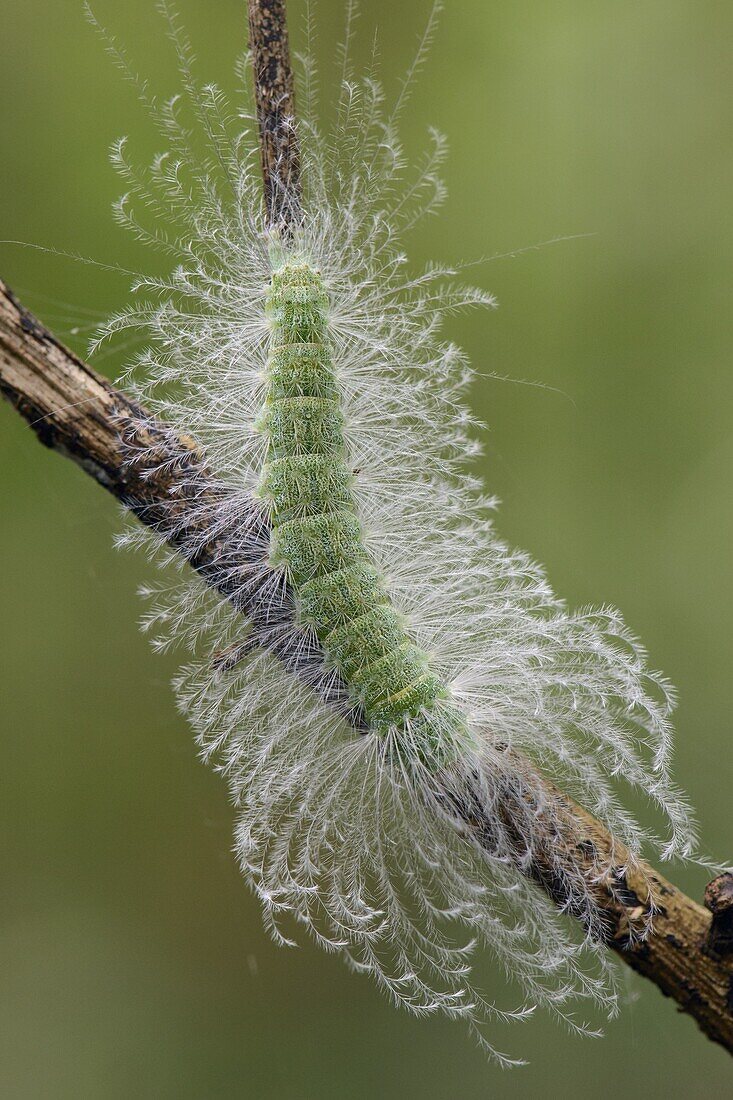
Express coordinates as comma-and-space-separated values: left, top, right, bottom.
88, 0, 703, 1064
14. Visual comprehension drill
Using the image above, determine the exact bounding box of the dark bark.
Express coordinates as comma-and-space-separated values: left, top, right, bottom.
247, 0, 301, 225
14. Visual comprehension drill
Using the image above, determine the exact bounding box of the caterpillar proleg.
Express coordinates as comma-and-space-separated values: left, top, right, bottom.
90, 0, 709, 1063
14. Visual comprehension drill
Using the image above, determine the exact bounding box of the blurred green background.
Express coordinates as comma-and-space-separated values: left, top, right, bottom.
1, 1, 731, 1096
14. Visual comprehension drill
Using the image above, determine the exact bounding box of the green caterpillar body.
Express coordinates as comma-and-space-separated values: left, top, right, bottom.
258, 262, 465, 764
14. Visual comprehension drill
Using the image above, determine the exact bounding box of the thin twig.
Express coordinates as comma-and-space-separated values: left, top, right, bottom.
1, 0, 732, 1055
247, 0, 301, 224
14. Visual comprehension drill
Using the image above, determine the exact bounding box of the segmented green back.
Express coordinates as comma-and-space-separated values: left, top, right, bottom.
258, 262, 465, 762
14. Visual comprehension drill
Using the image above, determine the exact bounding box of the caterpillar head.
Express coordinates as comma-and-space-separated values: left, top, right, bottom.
267, 262, 329, 342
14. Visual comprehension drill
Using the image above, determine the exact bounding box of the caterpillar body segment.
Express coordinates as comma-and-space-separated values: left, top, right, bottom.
258, 261, 465, 762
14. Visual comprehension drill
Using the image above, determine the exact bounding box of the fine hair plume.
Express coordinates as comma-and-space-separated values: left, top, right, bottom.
85, 0, 706, 1064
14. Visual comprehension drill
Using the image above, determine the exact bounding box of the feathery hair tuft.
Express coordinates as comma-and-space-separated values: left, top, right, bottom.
92, 0, 705, 1063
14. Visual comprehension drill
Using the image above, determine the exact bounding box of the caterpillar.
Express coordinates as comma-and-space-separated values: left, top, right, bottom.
259, 261, 466, 767
87, 0, 707, 1064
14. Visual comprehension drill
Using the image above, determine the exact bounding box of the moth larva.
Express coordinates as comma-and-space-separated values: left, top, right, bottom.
259, 261, 467, 766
